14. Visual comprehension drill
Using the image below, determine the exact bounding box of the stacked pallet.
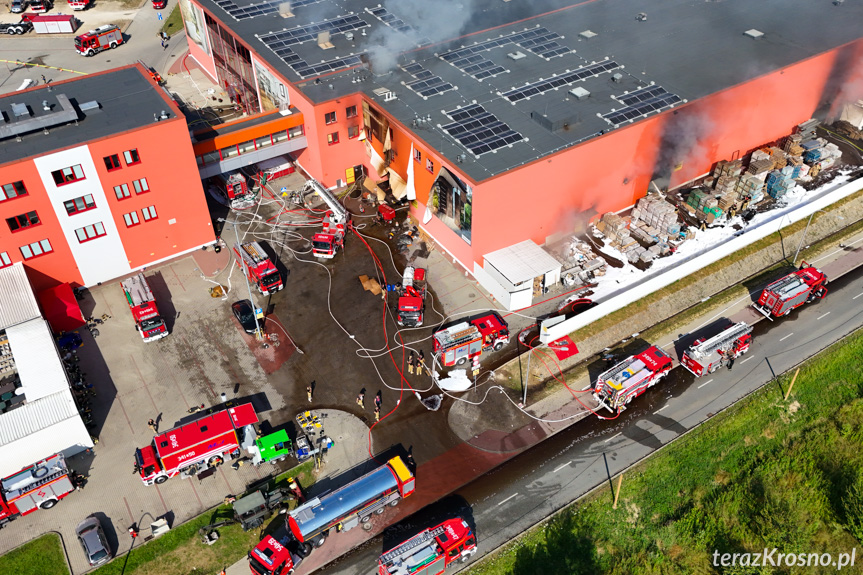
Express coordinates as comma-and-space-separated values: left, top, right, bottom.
768, 147, 787, 169
747, 149, 774, 176
632, 196, 678, 235
686, 188, 723, 219
736, 174, 765, 202
765, 169, 794, 199
717, 191, 739, 211
713, 159, 744, 179
714, 175, 738, 195
596, 212, 630, 243
784, 133, 805, 156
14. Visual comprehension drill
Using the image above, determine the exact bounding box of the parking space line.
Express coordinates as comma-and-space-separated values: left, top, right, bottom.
779, 333, 794, 342
854, 293, 863, 300
654, 405, 668, 414
498, 493, 518, 506
553, 462, 571, 473
605, 432, 621, 443
741, 357, 753, 364
698, 378, 714, 389
817, 312, 831, 320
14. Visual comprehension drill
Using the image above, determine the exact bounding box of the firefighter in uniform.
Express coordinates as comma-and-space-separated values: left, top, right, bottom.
407, 351, 415, 375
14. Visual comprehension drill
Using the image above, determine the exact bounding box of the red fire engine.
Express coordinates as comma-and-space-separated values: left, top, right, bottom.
67, 0, 90, 10
378, 518, 477, 575
397, 266, 426, 327
248, 533, 304, 575
752, 262, 828, 319
233, 242, 283, 296
593, 346, 673, 413
433, 312, 510, 367
121, 273, 168, 342
74, 24, 123, 56
211, 172, 259, 210
309, 179, 349, 259
0, 453, 75, 529
29, 0, 52, 13
134, 403, 258, 485
681, 322, 753, 377
152, 0, 167, 8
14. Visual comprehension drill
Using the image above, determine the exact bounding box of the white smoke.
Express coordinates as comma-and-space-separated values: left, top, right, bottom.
364, 0, 476, 73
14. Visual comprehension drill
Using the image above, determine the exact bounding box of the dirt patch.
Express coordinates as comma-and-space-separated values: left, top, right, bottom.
788, 400, 801, 414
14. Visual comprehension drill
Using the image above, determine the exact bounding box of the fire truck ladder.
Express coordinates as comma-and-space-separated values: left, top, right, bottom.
242, 242, 267, 264
124, 275, 153, 306
436, 326, 477, 350
379, 525, 446, 565
692, 323, 753, 357
599, 358, 639, 385
770, 274, 805, 298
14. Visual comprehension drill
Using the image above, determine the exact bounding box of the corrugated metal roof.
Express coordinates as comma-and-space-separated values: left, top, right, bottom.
0, 263, 41, 330
0, 389, 79, 447
7, 319, 69, 402
484, 240, 561, 285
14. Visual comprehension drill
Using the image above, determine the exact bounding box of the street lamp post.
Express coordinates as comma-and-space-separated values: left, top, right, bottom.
792, 210, 844, 266
218, 218, 263, 341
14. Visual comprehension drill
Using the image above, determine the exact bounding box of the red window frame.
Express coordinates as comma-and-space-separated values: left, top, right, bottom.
74, 222, 107, 243
114, 184, 131, 201
141, 205, 158, 221
7, 210, 41, 233
20, 239, 53, 260
103, 154, 122, 171
1, 181, 28, 202
51, 165, 85, 186
325, 111, 337, 125
426, 158, 434, 173
123, 149, 141, 166
346, 105, 358, 118
64, 194, 96, 215
132, 178, 149, 195
327, 132, 340, 145
0, 252, 11, 268
348, 125, 360, 139
123, 211, 140, 227
414, 148, 422, 162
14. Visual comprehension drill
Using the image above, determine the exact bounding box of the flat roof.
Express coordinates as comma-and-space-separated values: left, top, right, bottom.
0, 66, 176, 166
484, 240, 561, 285
0, 264, 41, 331
195, 0, 863, 181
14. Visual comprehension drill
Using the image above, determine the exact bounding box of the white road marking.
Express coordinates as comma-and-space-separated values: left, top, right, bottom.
498, 493, 518, 506
553, 462, 571, 473
698, 378, 714, 389
854, 293, 863, 300
817, 312, 831, 320
779, 333, 794, 342
604, 432, 621, 443
654, 405, 668, 414
741, 357, 753, 364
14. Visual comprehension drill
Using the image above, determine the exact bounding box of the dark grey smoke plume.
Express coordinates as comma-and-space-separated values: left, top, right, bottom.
365, 0, 476, 73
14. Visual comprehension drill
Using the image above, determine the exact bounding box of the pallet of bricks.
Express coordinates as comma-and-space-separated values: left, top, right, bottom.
685, 188, 723, 223
632, 196, 678, 243
596, 212, 639, 260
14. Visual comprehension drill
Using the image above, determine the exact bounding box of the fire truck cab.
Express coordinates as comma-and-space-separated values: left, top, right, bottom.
75, 25, 123, 56
681, 322, 753, 377
593, 346, 673, 413
433, 312, 509, 367
753, 262, 827, 319
248, 533, 304, 575
309, 179, 349, 259
233, 241, 283, 296
397, 267, 426, 327
67, 0, 90, 10
378, 518, 477, 575
121, 273, 168, 342
29, 0, 52, 13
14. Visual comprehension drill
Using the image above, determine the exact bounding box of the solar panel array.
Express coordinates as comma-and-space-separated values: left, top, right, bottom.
258, 14, 368, 47
401, 63, 434, 79
214, 0, 321, 21
366, 5, 431, 46
405, 75, 454, 98
501, 60, 620, 102
448, 54, 507, 81
442, 104, 524, 156
602, 86, 682, 125
439, 27, 571, 63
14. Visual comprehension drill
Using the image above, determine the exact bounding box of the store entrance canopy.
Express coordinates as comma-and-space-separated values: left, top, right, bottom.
37, 283, 85, 333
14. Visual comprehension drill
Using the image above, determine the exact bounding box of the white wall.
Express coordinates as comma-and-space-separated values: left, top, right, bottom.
33, 145, 131, 285
0, 410, 92, 477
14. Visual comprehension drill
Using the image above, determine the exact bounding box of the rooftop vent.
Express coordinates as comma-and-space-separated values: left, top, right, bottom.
373, 87, 397, 101
79, 100, 100, 112
278, 1, 293, 17
345, 31, 354, 41
569, 87, 590, 100
744, 29, 764, 39
579, 30, 597, 39
317, 31, 334, 50
507, 51, 526, 61
11, 102, 30, 118
611, 73, 623, 83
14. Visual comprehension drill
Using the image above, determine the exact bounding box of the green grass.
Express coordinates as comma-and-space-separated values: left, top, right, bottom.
469, 328, 863, 575
91, 461, 314, 575
0, 533, 68, 575
160, 5, 184, 36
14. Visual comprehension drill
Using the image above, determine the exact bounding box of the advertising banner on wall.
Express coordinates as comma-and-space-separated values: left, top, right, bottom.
430, 166, 472, 245
253, 57, 289, 112
179, 0, 209, 54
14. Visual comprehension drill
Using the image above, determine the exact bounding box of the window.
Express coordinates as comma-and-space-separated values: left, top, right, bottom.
325, 111, 337, 124
348, 125, 360, 139
221, 145, 239, 159
200, 150, 220, 166
64, 195, 96, 215
103, 154, 121, 171
123, 149, 141, 166
238, 140, 256, 154
274, 130, 289, 143
327, 132, 339, 145
0, 252, 10, 268
1, 181, 27, 202
346, 105, 357, 118
74, 222, 106, 243
51, 165, 85, 186
414, 148, 422, 162
141, 205, 158, 221
288, 125, 304, 139
132, 178, 149, 194
426, 158, 434, 173
20, 239, 52, 260
123, 211, 140, 227
114, 184, 131, 200
7, 211, 40, 232
255, 135, 273, 149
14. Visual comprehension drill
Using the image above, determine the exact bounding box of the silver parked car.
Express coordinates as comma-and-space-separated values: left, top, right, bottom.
75, 516, 113, 567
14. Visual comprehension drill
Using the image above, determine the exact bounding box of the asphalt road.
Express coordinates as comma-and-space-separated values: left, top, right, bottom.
322, 263, 863, 574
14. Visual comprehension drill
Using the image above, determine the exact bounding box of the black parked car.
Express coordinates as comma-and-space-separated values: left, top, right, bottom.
231, 300, 258, 334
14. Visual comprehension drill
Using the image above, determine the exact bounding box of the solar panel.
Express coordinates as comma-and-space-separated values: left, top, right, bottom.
402, 63, 424, 75
617, 85, 668, 106
216, 0, 324, 20
442, 104, 525, 156
501, 60, 620, 102
258, 14, 367, 47
602, 91, 682, 125
365, 5, 422, 40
